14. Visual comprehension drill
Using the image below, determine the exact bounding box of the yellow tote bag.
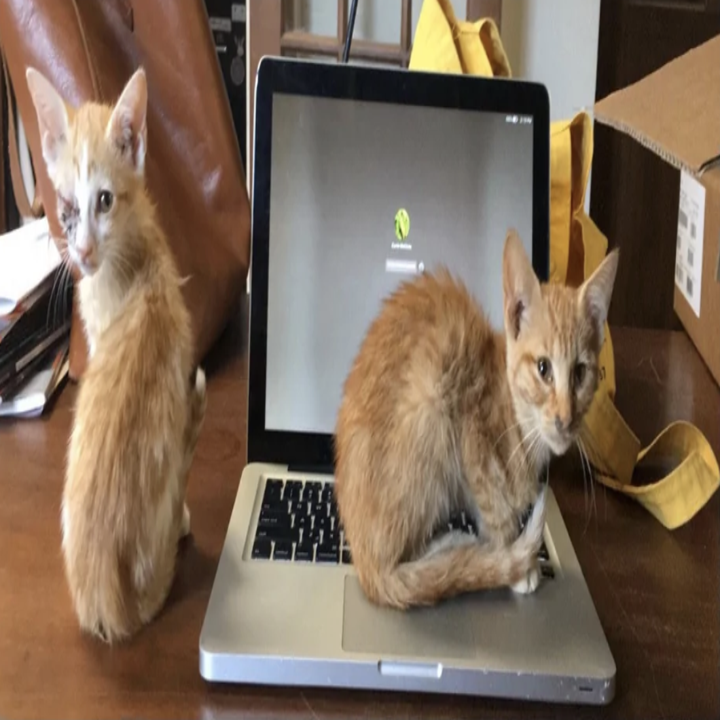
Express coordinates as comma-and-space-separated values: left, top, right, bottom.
410, 0, 719, 529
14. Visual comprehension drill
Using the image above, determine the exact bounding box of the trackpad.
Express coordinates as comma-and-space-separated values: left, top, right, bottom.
342, 575, 476, 659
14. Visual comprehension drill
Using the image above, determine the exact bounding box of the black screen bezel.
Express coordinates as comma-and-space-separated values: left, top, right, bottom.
247, 57, 550, 467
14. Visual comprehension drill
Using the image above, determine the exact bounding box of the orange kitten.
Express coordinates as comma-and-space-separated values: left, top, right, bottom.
335, 231, 618, 609
26, 67, 206, 642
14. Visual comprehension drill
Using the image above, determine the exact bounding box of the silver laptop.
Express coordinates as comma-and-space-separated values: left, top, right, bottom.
199, 56, 616, 705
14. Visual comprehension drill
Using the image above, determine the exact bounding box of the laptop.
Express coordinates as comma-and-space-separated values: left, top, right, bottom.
199, 56, 616, 706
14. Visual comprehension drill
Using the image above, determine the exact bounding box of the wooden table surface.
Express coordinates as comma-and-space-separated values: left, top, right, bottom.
1, 299, 718, 720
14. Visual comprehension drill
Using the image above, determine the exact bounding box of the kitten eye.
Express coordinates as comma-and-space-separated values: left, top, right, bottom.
97, 190, 114, 214
537, 357, 552, 382
574, 362, 587, 386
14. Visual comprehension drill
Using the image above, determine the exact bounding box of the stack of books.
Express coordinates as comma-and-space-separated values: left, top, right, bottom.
0, 218, 72, 419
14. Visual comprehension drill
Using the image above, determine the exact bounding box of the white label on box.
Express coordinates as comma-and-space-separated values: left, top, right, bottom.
675, 170, 705, 318
232, 4, 247, 23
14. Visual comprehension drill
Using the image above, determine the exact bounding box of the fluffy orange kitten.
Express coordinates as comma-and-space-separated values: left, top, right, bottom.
26, 67, 206, 642
335, 230, 618, 609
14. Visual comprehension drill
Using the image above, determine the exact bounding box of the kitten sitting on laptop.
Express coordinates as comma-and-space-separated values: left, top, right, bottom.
335, 230, 618, 609
26, 67, 206, 642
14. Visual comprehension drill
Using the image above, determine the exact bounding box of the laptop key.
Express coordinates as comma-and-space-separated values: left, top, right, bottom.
540, 564, 555, 580
313, 502, 328, 518
538, 543, 550, 561
252, 538, 272, 559
316, 541, 340, 563
284, 481, 303, 500
261, 498, 287, 513
255, 526, 292, 542
273, 541, 293, 561
295, 542, 314, 562
290, 500, 307, 515
342, 549, 353, 565
264, 486, 283, 503
258, 510, 291, 529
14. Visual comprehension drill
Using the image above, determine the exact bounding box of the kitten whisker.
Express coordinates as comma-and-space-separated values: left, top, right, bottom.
47, 260, 64, 331
61, 259, 72, 330
107, 250, 136, 289
507, 427, 541, 494
577, 429, 600, 523
576, 439, 590, 533
47, 244, 69, 330
577, 438, 597, 534
603, 476, 608, 523
506, 425, 540, 479
53, 256, 72, 332
525, 432, 544, 484
579, 438, 598, 531
492, 416, 533, 452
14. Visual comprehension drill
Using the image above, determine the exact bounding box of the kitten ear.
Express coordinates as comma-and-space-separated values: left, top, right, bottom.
502, 229, 541, 340
107, 68, 148, 174
579, 249, 619, 343
25, 68, 70, 175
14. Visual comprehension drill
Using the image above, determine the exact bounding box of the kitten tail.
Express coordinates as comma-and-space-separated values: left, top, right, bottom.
72, 553, 139, 644
362, 489, 547, 609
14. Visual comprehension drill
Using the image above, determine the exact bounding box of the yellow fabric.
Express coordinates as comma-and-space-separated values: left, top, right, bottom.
409, 0, 511, 78
409, 0, 720, 529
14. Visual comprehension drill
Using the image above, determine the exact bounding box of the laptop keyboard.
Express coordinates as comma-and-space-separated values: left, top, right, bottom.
251, 478, 350, 564
250, 477, 553, 577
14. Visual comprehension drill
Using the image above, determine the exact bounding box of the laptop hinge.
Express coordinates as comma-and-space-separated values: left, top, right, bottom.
288, 463, 334, 475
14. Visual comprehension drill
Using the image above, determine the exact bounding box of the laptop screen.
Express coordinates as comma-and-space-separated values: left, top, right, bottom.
264, 93, 535, 436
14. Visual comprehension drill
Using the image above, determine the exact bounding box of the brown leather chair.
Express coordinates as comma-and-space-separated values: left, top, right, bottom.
0, 67, 5, 234
0, 0, 251, 379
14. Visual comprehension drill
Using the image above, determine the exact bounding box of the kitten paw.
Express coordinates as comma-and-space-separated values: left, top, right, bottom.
511, 566, 540, 595
195, 367, 206, 397
181, 503, 191, 537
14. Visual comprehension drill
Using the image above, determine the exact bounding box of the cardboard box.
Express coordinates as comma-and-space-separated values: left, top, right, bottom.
594, 36, 720, 386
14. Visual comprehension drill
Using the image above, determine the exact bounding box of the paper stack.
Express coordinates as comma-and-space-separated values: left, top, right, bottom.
0, 218, 72, 419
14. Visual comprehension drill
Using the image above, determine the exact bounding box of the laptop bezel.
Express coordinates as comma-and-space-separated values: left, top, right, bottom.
247, 55, 550, 467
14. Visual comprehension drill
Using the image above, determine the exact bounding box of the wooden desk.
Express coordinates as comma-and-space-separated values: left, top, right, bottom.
1, 300, 718, 720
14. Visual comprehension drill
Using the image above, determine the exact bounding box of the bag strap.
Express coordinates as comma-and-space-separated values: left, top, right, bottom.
581, 393, 719, 529
2, 52, 43, 219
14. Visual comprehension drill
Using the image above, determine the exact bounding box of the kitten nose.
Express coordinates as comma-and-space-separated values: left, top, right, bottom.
555, 415, 570, 432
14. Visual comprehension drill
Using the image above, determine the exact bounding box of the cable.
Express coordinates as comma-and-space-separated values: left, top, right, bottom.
341, 0, 360, 64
